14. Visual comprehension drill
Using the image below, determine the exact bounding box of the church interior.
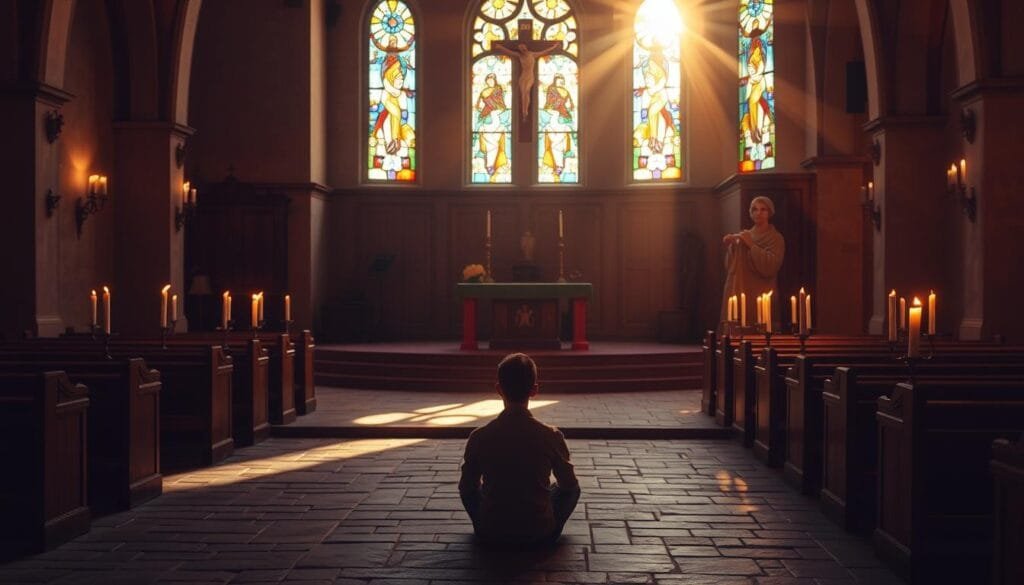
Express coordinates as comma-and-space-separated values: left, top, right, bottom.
1, 0, 1023, 583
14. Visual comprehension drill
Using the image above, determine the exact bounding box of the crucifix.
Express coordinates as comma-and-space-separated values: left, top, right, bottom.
493, 20, 561, 142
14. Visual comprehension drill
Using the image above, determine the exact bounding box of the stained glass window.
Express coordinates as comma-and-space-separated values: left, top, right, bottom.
368, 0, 416, 182
739, 0, 775, 172
632, 0, 684, 182
470, 0, 579, 184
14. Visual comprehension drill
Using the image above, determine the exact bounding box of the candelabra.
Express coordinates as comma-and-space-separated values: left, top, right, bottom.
862, 198, 881, 231
219, 319, 235, 350
557, 238, 567, 283
252, 319, 265, 339
76, 175, 109, 236
90, 324, 114, 360
947, 161, 977, 222
483, 236, 495, 282
160, 319, 178, 349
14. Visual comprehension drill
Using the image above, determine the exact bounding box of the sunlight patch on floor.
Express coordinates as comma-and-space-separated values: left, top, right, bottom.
351, 399, 559, 426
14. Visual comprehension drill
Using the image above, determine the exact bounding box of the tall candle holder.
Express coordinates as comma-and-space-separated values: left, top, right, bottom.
282, 319, 294, 335
795, 329, 811, 353
252, 319, 265, 340
483, 236, 495, 283
218, 319, 235, 350
557, 238, 567, 283
160, 318, 178, 349
762, 323, 773, 347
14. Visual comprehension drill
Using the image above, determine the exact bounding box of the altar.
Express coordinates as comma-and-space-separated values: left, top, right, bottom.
455, 282, 593, 351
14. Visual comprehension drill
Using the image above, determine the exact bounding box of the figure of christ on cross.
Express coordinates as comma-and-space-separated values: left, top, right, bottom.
493, 20, 561, 140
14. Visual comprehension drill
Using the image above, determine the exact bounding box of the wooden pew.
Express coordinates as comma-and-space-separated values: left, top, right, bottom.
293, 330, 317, 415
991, 436, 1024, 585
0, 358, 161, 513
701, 330, 716, 416
714, 333, 734, 427
0, 371, 90, 560
874, 381, 1024, 584
0, 339, 235, 472
819, 364, 1024, 532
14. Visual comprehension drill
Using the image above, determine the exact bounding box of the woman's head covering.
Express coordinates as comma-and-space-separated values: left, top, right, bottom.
750, 195, 775, 217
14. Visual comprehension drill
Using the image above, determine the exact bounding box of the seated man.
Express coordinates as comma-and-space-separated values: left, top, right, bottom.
459, 353, 581, 546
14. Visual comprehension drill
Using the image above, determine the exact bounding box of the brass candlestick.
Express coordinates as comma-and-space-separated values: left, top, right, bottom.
484, 236, 495, 282
557, 238, 567, 283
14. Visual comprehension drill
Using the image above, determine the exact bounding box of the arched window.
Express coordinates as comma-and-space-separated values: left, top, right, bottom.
470, 0, 579, 184
632, 0, 684, 182
739, 0, 774, 171
368, 0, 417, 182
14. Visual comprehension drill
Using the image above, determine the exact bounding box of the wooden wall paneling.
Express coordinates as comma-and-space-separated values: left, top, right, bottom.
617, 203, 678, 336
398, 204, 434, 339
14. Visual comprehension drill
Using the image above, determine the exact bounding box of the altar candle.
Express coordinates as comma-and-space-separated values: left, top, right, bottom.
171, 294, 178, 322
805, 294, 812, 331
728, 295, 736, 321
756, 294, 763, 324
908, 297, 922, 358
900, 297, 906, 330
90, 290, 97, 327
558, 210, 564, 238
740, 293, 747, 327
960, 158, 967, 185
928, 290, 936, 335
99, 176, 107, 196
251, 294, 259, 328
102, 286, 111, 334
888, 290, 897, 342
258, 292, 264, 322
798, 287, 806, 334
486, 210, 491, 238
285, 294, 291, 322
161, 284, 170, 328
790, 295, 797, 325
190, 188, 197, 204
182, 182, 190, 205
222, 291, 230, 329
88, 175, 98, 195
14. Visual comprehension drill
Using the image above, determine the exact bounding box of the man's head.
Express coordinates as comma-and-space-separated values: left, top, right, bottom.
496, 352, 538, 403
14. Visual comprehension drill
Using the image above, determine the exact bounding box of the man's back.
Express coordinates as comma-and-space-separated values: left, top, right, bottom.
459, 406, 578, 543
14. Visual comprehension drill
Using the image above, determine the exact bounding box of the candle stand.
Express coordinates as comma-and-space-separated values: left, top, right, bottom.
252, 320, 265, 340
762, 326, 773, 347
282, 319, 294, 335
484, 236, 495, 283
557, 238, 567, 283
218, 320, 235, 350
795, 330, 811, 354
160, 319, 178, 350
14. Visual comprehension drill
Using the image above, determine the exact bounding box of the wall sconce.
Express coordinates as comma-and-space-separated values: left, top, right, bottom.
44, 188, 61, 217
175, 181, 197, 232
861, 181, 881, 231
76, 174, 109, 236
960, 108, 976, 144
946, 158, 976, 222
45, 110, 64, 143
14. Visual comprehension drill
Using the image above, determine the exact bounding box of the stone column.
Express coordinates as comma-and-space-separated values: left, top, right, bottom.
952, 80, 1024, 341
285, 185, 328, 331
864, 117, 947, 336
112, 122, 192, 337
800, 156, 870, 334
0, 84, 72, 338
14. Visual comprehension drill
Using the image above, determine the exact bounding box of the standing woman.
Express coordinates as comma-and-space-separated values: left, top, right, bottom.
721, 196, 785, 324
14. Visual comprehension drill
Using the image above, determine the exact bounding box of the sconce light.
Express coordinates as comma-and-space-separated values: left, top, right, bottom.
946, 159, 976, 222
45, 110, 64, 143
960, 108, 976, 144
175, 181, 197, 232
861, 181, 881, 231
44, 188, 61, 217
76, 174, 109, 236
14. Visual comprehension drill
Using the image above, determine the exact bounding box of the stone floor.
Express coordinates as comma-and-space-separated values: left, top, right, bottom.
1, 438, 905, 584
285, 388, 712, 430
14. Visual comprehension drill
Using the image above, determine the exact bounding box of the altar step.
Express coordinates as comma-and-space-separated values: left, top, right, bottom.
314, 343, 703, 393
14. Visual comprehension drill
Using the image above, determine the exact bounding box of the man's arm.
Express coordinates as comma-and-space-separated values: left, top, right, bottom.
458, 437, 482, 497
551, 430, 579, 491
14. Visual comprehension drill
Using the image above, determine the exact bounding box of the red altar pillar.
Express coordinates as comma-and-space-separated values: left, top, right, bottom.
571, 297, 589, 351
461, 297, 478, 350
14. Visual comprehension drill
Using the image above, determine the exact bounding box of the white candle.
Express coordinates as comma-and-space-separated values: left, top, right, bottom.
171, 294, 178, 322
258, 292, 264, 323
182, 181, 190, 205
756, 294, 763, 324
960, 159, 967, 186
558, 210, 564, 238
900, 297, 906, 330
888, 289, 897, 342
90, 290, 97, 327
908, 297, 922, 358
102, 286, 111, 334
251, 294, 259, 328
805, 294, 812, 331
191, 188, 198, 205
928, 290, 936, 335
222, 291, 230, 329
161, 284, 170, 328
285, 294, 291, 322
740, 292, 747, 327
99, 176, 107, 196
867, 181, 874, 201
798, 287, 806, 334
486, 210, 492, 238
88, 175, 98, 195
766, 291, 773, 333
790, 295, 797, 325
